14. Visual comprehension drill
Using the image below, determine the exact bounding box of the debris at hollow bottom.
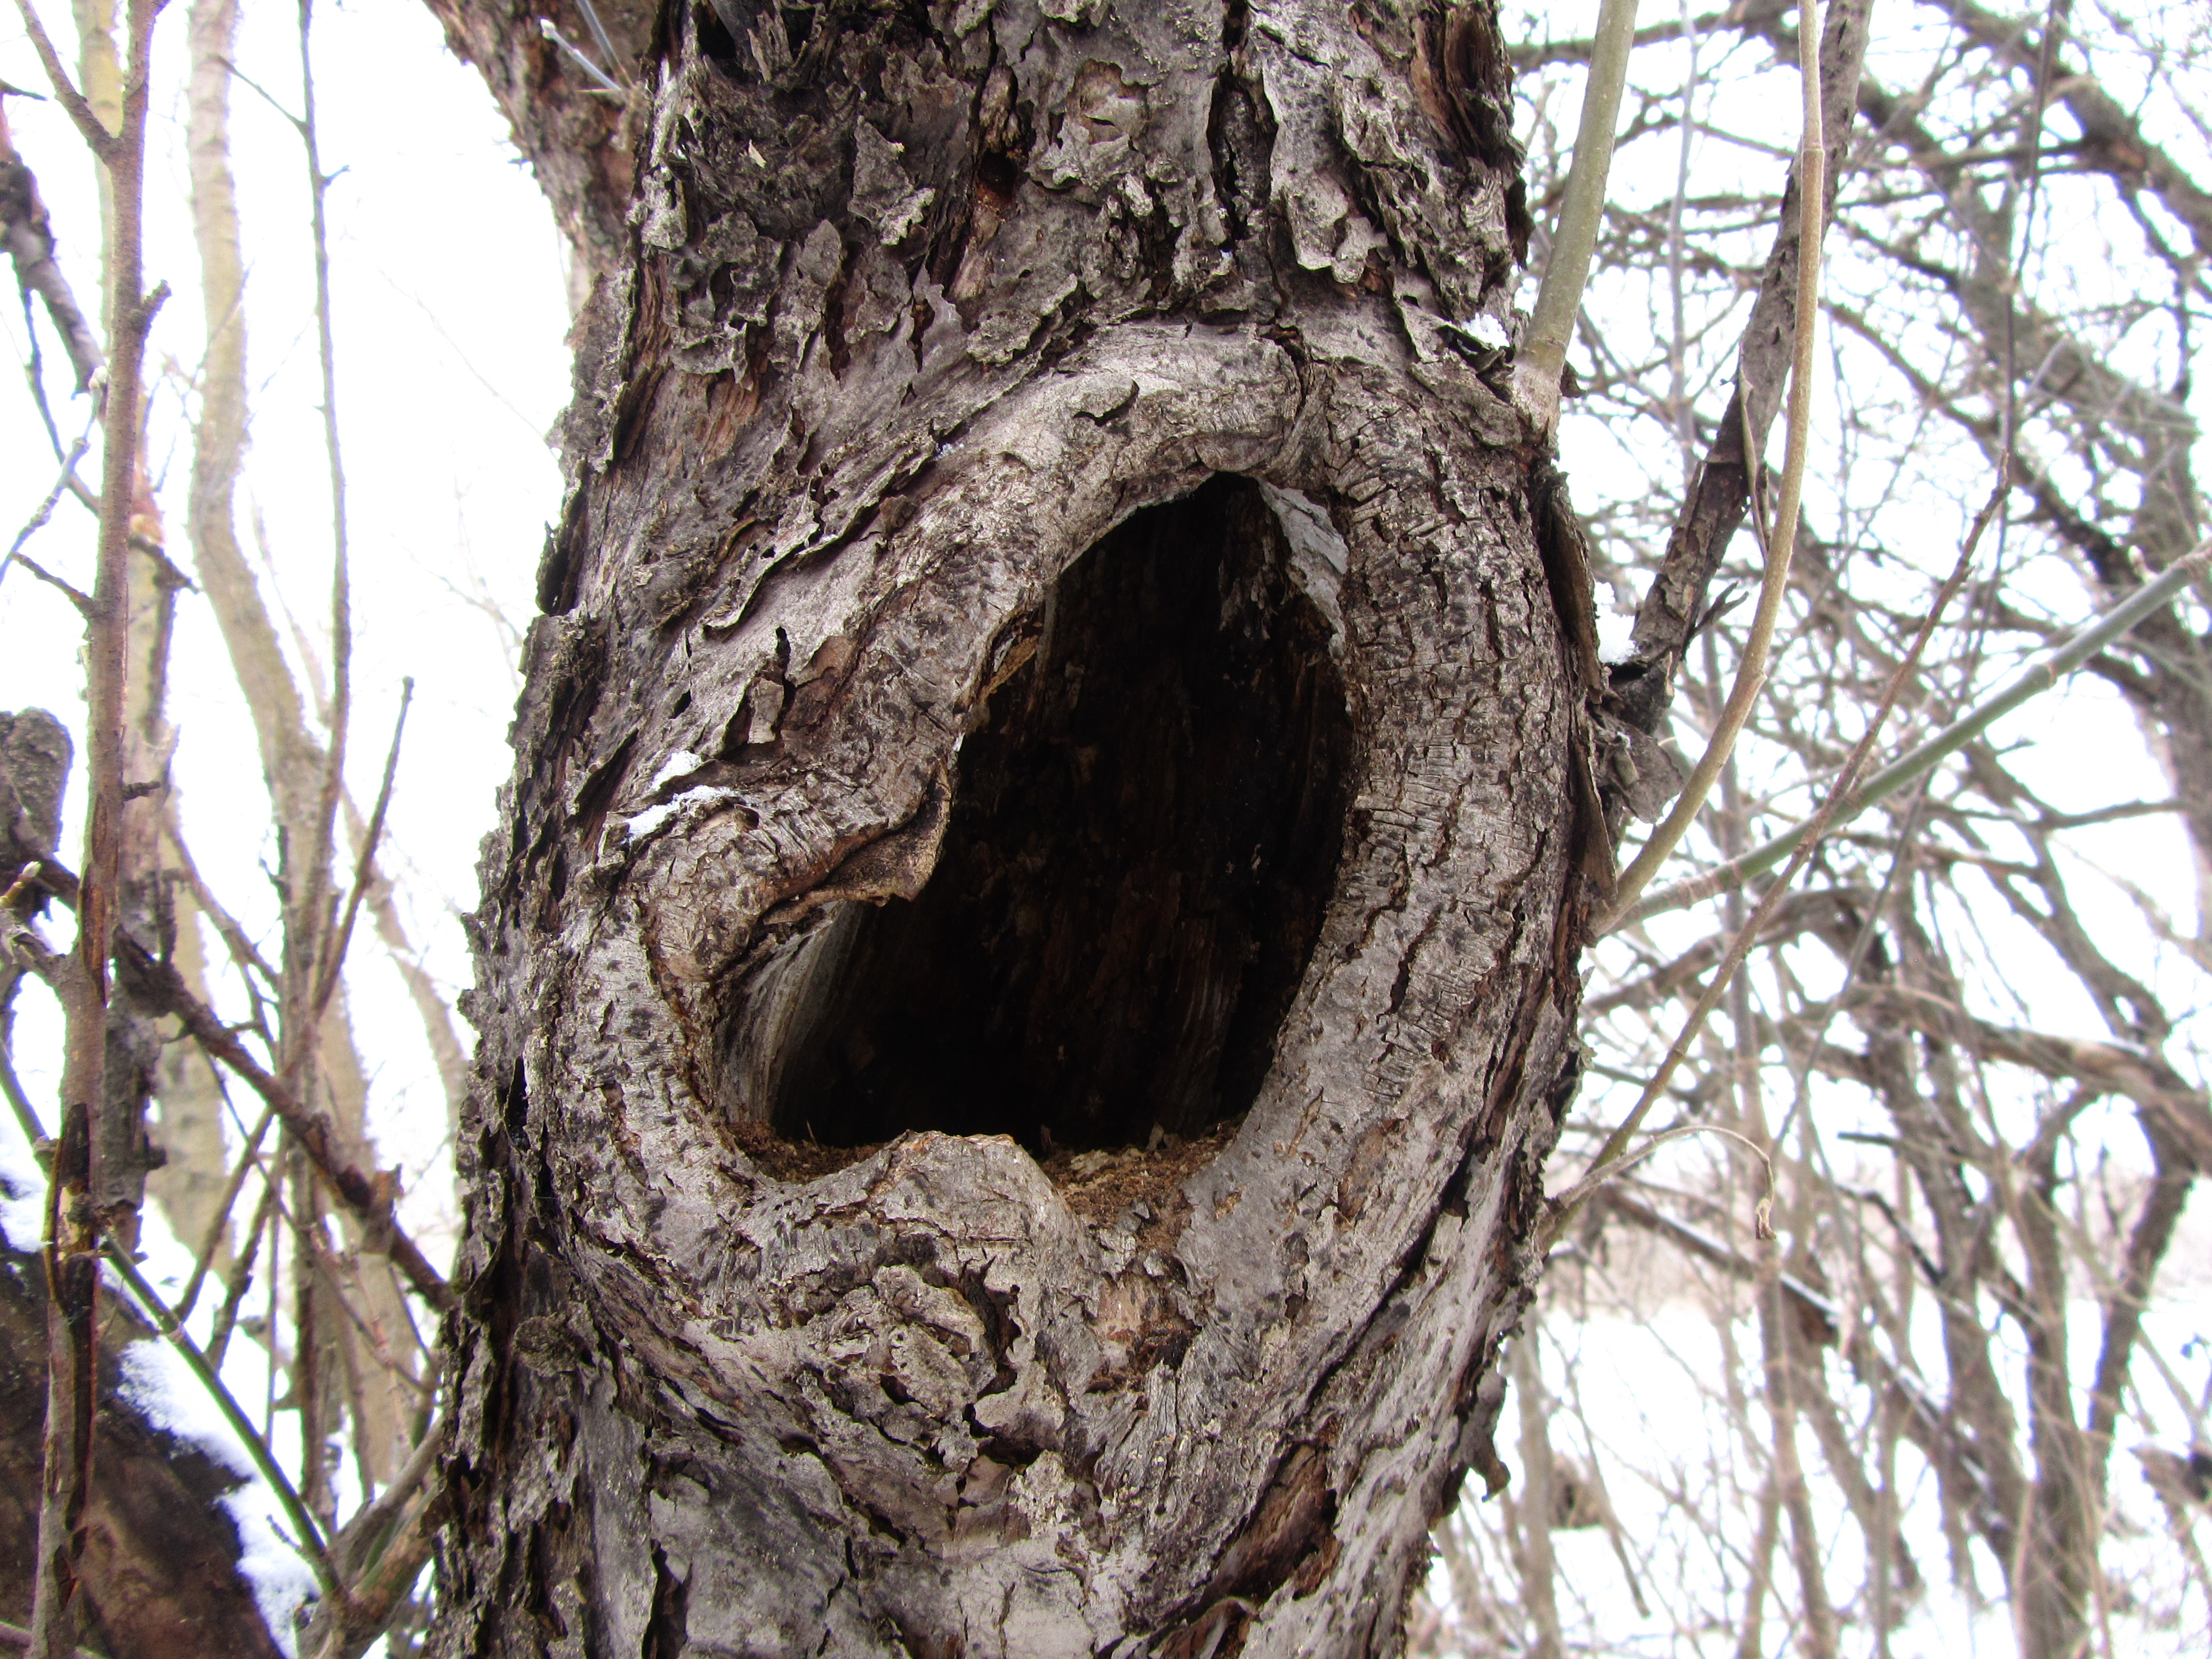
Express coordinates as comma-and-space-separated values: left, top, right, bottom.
1036, 1120, 1237, 1229
728, 1116, 1236, 1232
730, 1117, 886, 1182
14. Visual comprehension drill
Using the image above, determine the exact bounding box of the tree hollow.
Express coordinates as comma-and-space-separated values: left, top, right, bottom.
750, 476, 1353, 1155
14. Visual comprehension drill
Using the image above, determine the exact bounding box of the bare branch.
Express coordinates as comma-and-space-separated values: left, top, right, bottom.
0, 138, 103, 392
120, 938, 454, 1312
1626, 541, 2212, 924
1514, 0, 1645, 436
3, 1, 117, 160
309, 680, 411, 1029
1598, 0, 1831, 927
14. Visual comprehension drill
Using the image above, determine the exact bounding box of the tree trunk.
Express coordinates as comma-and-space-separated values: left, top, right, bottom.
428, 4, 1600, 1653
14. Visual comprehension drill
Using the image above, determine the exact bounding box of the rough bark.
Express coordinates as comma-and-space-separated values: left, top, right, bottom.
430, 3, 1597, 1654
0, 122, 104, 395
2, 711, 74, 1109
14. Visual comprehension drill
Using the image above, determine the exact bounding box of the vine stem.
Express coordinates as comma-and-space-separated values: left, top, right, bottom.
100, 1244, 344, 1604
1512, 0, 1644, 436
1594, 2, 1828, 933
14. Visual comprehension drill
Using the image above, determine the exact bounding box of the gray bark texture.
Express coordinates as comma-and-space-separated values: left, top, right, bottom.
426, 3, 1605, 1653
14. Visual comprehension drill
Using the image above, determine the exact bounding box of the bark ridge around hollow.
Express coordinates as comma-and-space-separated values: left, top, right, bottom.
428, 3, 1605, 1653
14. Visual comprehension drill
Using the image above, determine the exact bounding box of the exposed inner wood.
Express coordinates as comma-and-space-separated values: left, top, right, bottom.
756, 476, 1352, 1154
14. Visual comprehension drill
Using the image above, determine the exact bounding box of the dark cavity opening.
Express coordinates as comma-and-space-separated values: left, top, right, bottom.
754, 475, 1352, 1156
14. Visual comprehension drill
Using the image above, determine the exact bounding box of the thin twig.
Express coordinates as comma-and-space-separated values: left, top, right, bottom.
5, 551, 94, 614
304, 1414, 445, 1659
210, 55, 301, 132
173, 1095, 274, 1324
1549, 476, 2001, 1251
10, 861, 453, 1311
5, 0, 117, 160
295, 0, 353, 1086
1545, 1122, 1780, 1234
573, 0, 623, 74
0, 1037, 51, 1152
1, 428, 93, 591
1622, 539, 2212, 926
157, 809, 281, 987
1514, 0, 1644, 435
537, 19, 626, 97
205, 1175, 276, 1369
310, 679, 411, 1026
120, 937, 454, 1311
332, 1413, 442, 1593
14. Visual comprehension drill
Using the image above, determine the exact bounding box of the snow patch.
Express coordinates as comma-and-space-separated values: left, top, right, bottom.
1451, 313, 1512, 350
1597, 607, 1638, 666
626, 784, 742, 843
0, 1135, 45, 1253
648, 748, 706, 792
116, 1338, 318, 1653
624, 799, 682, 842
226, 1497, 321, 1655
117, 1335, 256, 1476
